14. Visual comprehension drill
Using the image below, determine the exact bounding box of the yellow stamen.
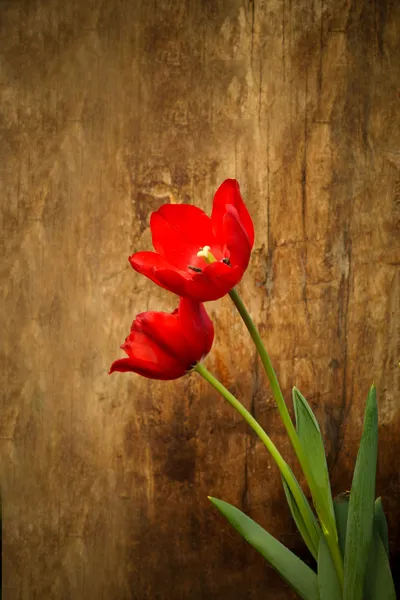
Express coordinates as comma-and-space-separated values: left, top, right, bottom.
197, 246, 216, 264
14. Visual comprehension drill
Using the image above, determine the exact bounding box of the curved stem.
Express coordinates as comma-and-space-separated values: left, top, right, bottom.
195, 362, 320, 557
229, 289, 301, 457
228, 287, 343, 586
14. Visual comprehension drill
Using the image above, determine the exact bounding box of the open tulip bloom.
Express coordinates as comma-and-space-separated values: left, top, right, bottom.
129, 179, 255, 301
110, 179, 395, 600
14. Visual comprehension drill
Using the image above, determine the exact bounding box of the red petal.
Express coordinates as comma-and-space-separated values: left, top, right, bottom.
129, 251, 188, 295
129, 251, 172, 273
130, 251, 213, 299
149, 266, 191, 297
123, 328, 184, 369
178, 298, 214, 360
211, 179, 254, 248
222, 205, 252, 270
109, 357, 184, 380
133, 310, 194, 364
114, 322, 187, 379
150, 204, 222, 270
179, 262, 242, 301
129, 249, 241, 302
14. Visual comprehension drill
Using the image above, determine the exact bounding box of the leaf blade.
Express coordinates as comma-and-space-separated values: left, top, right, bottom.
364, 520, 396, 599
209, 497, 320, 600
282, 475, 319, 560
318, 534, 343, 600
293, 387, 335, 526
343, 384, 378, 600
373, 497, 389, 556
334, 494, 350, 560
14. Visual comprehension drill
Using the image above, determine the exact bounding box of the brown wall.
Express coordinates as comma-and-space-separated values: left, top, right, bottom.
1, 0, 399, 598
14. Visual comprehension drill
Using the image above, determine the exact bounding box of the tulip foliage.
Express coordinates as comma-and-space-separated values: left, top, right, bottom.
110, 180, 395, 599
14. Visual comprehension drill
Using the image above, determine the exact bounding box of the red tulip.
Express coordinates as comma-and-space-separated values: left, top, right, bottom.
109, 298, 214, 380
129, 179, 254, 301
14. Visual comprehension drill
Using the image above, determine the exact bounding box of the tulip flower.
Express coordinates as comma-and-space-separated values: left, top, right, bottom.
109, 297, 214, 380
129, 179, 254, 301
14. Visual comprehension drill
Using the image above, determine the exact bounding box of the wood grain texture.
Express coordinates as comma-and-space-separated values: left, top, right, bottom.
1, 0, 399, 598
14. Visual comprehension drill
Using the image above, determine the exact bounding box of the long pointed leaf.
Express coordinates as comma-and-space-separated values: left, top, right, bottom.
334, 494, 350, 559
318, 534, 343, 599
209, 497, 320, 600
282, 475, 319, 560
373, 497, 389, 556
280, 464, 321, 554
293, 387, 335, 526
364, 520, 396, 599
343, 384, 378, 600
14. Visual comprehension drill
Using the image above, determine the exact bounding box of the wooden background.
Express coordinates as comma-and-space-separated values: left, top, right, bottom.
1, 0, 399, 598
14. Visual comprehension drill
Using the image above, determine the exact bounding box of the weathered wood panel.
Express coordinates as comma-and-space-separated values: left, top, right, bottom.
1, 0, 399, 598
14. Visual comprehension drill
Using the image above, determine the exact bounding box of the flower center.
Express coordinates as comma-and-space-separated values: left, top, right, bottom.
187, 247, 230, 273
197, 246, 216, 264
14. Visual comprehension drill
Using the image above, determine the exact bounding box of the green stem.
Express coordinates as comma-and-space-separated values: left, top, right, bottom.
229, 288, 302, 460
229, 287, 343, 586
195, 362, 320, 557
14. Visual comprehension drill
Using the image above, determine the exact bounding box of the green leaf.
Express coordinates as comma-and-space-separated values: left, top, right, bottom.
343, 384, 378, 600
293, 387, 335, 526
209, 497, 320, 600
280, 465, 322, 556
282, 474, 319, 560
334, 494, 350, 559
364, 520, 396, 599
373, 497, 389, 556
318, 534, 343, 599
